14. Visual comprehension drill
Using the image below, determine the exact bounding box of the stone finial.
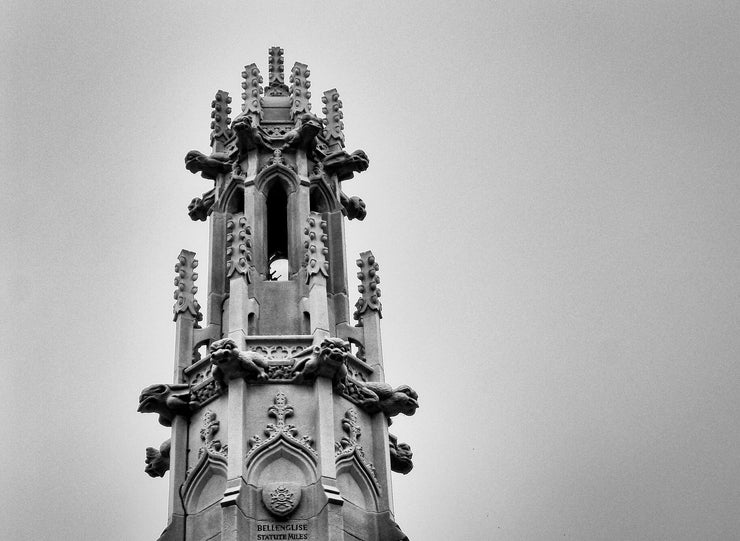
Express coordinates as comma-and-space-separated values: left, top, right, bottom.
303, 213, 329, 283
173, 250, 203, 323
210, 90, 234, 148
321, 89, 345, 152
240, 63, 264, 121
225, 215, 253, 280
289, 62, 312, 120
268, 46, 286, 87
353, 251, 381, 321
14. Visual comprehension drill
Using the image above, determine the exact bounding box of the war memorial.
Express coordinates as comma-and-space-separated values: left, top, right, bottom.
138, 47, 418, 541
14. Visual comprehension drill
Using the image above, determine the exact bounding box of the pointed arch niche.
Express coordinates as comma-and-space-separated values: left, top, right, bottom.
246, 443, 317, 487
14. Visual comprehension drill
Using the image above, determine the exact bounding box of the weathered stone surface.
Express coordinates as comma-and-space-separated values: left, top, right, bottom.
140, 46, 419, 541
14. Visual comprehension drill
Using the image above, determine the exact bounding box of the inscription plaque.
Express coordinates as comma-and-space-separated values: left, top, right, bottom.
255, 520, 310, 540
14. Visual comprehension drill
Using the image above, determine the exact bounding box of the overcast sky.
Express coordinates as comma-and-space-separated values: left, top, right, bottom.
2, 2, 740, 540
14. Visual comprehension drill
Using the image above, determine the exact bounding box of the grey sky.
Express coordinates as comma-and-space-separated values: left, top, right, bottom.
2, 2, 740, 540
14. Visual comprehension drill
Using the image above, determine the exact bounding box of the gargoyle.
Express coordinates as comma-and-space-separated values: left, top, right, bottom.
184, 150, 231, 180
339, 190, 367, 221
209, 338, 269, 385
187, 187, 216, 221
232, 114, 267, 161
283, 113, 322, 156
145, 439, 171, 478
389, 434, 413, 474
354, 382, 419, 418
323, 149, 369, 181
293, 337, 350, 390
137, 384, 191, 427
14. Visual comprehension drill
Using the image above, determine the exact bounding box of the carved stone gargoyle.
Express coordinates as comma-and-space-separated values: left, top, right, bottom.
323, 149, 369, 181
389, 434, 413, 474
209, 338, 269, 385
137, 384, 191, 427
184, 150, 231, 180
187, 188, 216, 221
232, 114, 269, 161
283, 112, 322, 157
292, 337, 350, 391
339, 190, 367, 221
354, 382, 419, 418
145, 439, 171, 478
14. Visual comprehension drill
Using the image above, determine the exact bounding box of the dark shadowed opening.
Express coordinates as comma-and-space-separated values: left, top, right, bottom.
267, 183, 288, 280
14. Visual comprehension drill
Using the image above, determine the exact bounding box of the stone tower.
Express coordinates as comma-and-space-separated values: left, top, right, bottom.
138, 47, 417, 541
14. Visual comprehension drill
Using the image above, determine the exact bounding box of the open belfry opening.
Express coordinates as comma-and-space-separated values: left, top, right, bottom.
138, 47, 418, 541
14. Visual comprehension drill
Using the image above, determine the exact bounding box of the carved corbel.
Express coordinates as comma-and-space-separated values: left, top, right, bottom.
137, 384, 192, 427
144, 439, 171, 477
173, 251, 203, 324
292, 337, 350, 390
353, 251, 381, 323
389, 434, 413, 474
209, 338, 269, 385
303, 213, 329, 283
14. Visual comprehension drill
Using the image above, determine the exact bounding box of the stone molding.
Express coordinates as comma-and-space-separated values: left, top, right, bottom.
246, 392, 318, 465
335, 408, 380, 492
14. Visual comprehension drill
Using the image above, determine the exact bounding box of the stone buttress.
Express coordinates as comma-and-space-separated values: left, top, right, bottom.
138, 48, 417, 541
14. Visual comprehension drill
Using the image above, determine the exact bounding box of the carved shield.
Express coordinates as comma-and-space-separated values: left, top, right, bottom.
262, 482, 301, 518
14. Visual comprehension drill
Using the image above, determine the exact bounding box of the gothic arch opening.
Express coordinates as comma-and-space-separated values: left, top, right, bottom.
310, 186, 330, 214
225, 186, 244, 214
266, 182, 289, 280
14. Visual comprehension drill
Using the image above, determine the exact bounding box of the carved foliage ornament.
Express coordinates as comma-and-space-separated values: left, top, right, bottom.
321, 88, 345, 151
353, 250, 381, 321
304, 213, 329, 283
267, 46, 288, 94
247, 392, 317, 464
198, 410, 228, 460
173, 250, 203, 323
241, 63, 264, 119
335, 408, 379, 490
210, 90, 234, 147
289, 62, 312, 120
225, 215, 253, 280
